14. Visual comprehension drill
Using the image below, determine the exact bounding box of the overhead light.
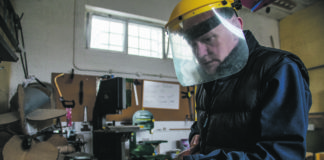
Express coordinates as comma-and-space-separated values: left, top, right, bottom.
241, 0, 276, 12
272, 0, 296, 10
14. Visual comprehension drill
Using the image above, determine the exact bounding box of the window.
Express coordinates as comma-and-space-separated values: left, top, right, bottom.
86, 8, 174, 59
90, 15, 125, 52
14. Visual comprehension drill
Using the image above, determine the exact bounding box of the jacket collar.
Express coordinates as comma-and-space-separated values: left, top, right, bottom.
244, 30, 260, 55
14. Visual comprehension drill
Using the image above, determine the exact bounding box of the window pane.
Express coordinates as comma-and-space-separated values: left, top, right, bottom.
139, 39, 150, 50
90, 16, 109, 49
128, 23, 162, 58
151, 30, 160, 41
128, 36, 138, 48
90, 15, 125, 52
110, 33, 123, 45
128, 25, 138, 36
110, 21, 124, 34
151, 42, 158, 52
139, 27, 150, 38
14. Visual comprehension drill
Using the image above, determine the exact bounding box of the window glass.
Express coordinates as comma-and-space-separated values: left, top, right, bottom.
90, 15, 125, 52
128, 23, 163, 58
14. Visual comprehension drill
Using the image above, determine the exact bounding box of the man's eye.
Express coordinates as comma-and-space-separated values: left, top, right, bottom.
202, 36, 214, 43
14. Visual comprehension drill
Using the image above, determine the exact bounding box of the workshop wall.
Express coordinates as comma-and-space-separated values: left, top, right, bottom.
279, 1, 324, 113
51, 73, 195, 122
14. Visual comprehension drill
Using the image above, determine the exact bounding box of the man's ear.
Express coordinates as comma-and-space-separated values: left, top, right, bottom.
237, 17, 243, 29
230, 16, 243, 29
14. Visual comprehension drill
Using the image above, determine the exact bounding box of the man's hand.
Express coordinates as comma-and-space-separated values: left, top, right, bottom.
190, 134, 200, 150
176, 135, 200, 160
176, 149, 191, 160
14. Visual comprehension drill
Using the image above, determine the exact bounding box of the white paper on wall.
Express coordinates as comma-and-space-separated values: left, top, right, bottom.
143, 80, 180, 110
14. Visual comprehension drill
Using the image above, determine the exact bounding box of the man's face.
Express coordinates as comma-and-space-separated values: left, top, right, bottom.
189, 23, 239, 74
167, 8, 247, 86
184, 13, 241, 75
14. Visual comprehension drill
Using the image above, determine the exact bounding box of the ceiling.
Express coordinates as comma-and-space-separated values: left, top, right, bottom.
250, 0, 319, 20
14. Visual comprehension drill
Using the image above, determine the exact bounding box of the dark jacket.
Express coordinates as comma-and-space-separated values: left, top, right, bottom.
185, 30, 312, 160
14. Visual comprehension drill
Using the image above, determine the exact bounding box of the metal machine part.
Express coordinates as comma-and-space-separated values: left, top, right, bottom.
92, 77, 139, 160
92, 77, 126, 130
130, 110, 172, 160
64, 152, 94, 160
93, 126, 139, 160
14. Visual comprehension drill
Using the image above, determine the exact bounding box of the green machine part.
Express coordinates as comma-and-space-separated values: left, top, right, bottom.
130, 110, 154, 152
132, 110, 154, 130
130, 110, 172, 160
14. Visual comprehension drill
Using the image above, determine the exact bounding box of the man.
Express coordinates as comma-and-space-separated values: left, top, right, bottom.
165, 0, 312, 159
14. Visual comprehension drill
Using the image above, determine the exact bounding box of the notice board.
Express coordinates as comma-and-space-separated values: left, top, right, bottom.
143, 80, 180, 110
51, 73, 195, 122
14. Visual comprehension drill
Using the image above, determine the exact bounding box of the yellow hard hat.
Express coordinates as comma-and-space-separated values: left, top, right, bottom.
165, 0, 241, 31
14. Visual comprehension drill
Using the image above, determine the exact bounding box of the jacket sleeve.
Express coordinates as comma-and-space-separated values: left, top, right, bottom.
184, 59, 312, 160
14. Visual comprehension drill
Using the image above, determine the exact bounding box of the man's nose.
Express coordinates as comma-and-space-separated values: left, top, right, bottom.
194, 42, 208, 58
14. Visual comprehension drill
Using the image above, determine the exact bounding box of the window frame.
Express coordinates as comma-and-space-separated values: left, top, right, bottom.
85, 7, 170, 59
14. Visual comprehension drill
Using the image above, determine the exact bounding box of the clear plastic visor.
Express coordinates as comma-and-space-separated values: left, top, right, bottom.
167, 8, 249, 86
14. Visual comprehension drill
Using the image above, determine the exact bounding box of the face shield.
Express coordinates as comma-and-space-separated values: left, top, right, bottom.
166, 6, 249, 86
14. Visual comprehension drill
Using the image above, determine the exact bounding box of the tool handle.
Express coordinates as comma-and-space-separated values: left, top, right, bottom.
54, 73, 64, 97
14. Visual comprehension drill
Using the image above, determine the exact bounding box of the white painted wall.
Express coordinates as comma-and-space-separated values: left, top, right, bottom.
10, 0, 279, 155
